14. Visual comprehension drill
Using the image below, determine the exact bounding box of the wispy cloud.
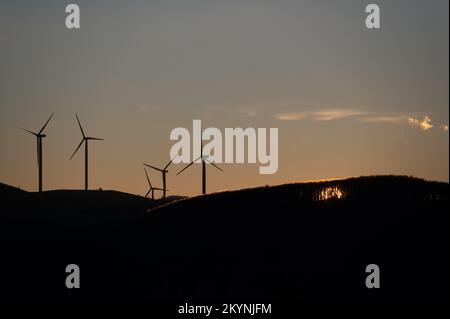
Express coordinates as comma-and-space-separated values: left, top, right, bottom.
362, 114, 436, 131
237, 107, 259, 117
204, 105, 444, 134
275, 108, 444, 133
359, 115, 407, 124
407, 115, 433, 131
276, 109, 366, 121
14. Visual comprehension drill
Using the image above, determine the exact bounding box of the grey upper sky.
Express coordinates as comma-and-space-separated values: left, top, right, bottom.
0, 0, 448, 195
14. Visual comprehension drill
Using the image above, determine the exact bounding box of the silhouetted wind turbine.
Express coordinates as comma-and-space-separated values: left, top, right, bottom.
143, 160, 173, 199
19, 113, 54, 193
177, 139, 223, 195
70, 114, 103, 191
144, 167, 164, 200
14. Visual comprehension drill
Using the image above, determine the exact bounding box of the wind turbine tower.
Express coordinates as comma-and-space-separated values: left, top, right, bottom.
177, 137, 223, 195
143, 160, 173, 199
70, 114, 103, 191
144, 167, 164, 199
19, 113, 54, 192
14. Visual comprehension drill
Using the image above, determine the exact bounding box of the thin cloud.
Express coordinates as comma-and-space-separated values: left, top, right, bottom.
363, 114, 437, 132
276, 109, 366, 121
360, 114, 436, 132
408, 115, 433, 131
276, 109, 443, 133
359, 115, 407, 124
206, 105, 442, 134
238, 107, 259, 117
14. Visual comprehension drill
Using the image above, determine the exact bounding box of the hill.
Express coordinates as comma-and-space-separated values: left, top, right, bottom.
148, 175, 448, 216
0, 184, 184, 225
0, 182, 29, 200
0, 175, 448, 303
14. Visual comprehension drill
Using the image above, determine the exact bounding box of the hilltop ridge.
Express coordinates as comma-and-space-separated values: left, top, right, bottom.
0, 175, 448, 301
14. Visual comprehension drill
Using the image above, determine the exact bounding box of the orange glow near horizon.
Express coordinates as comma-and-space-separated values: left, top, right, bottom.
318, 186, 344, 201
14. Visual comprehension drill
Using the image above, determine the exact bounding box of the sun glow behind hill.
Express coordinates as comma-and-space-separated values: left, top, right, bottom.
318, 186, 344, 201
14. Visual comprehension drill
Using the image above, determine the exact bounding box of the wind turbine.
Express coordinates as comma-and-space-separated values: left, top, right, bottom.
19, 113, 54, 193
144, 167, 164, 200
143, 160, 173, 199
70, 114, 103, 191
176, 139, 223, 195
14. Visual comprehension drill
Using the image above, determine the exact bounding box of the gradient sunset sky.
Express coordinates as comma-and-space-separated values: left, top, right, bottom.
0, 0, 448, 196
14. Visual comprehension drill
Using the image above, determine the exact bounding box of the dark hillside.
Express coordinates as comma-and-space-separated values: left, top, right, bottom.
0, 176, 448, 304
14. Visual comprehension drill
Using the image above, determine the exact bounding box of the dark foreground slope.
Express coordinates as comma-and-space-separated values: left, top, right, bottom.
0, 176, 448, 305
0, 183, 182, 223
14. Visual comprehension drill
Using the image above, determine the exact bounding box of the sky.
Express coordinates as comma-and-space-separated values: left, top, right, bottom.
0, 0, 448, 196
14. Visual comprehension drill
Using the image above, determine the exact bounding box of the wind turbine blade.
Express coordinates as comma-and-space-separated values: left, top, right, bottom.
18, 127, 38, 136
145, 189, 151, 198
176, 161, 196, 176
86, 137, 104, 141
204, 158, 224, 172
143, 163, 164, 172
38, 113, 54, 134
75, 114, 85, 138
163, 159, 173, 170
153, 187, 164, 191
70, 139, 84, 160
144, 168, 152, 187
192, 156, 202, 163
